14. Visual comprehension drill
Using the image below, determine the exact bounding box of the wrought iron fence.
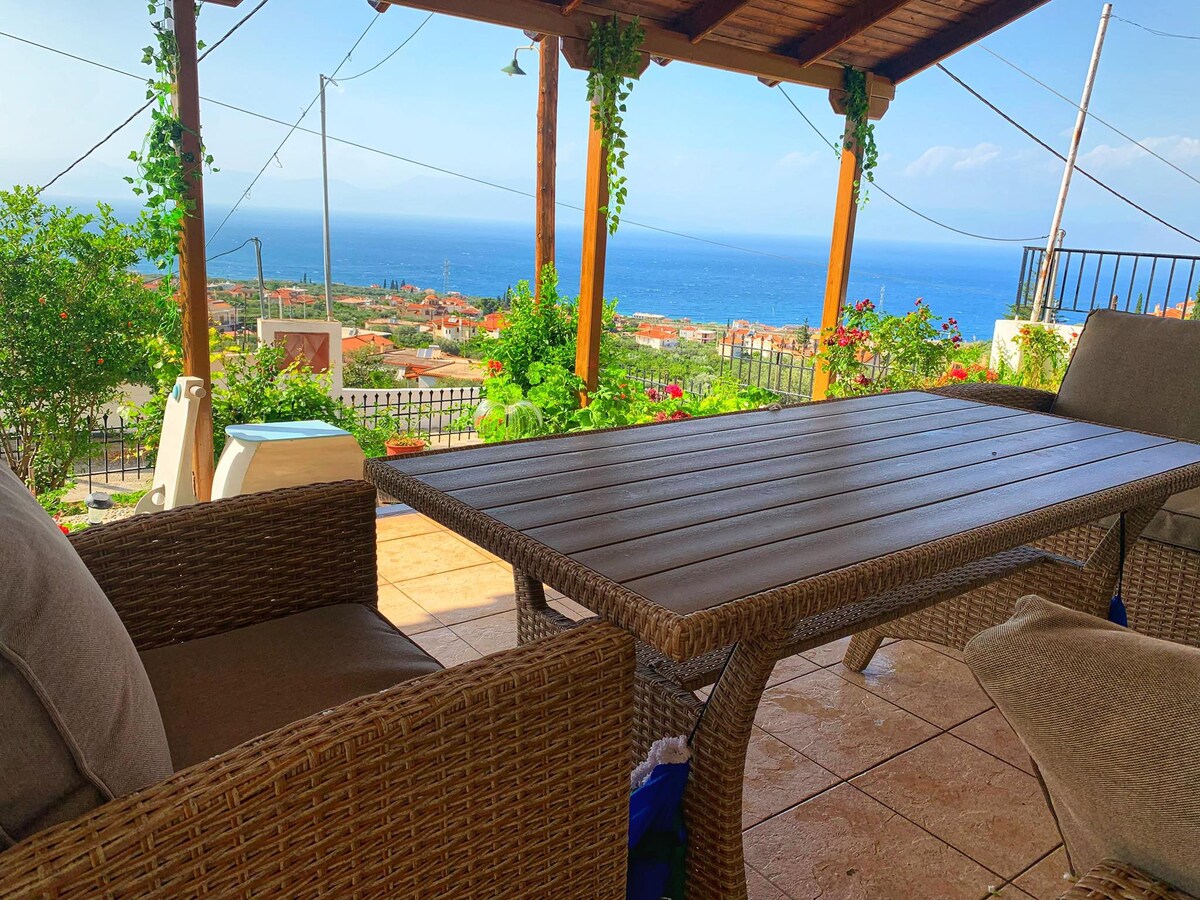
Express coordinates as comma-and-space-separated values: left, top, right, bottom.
340, 386, 481, 445
2, 413, 150, 493
623, 343, 815, 404
1017, 245, 1200, 323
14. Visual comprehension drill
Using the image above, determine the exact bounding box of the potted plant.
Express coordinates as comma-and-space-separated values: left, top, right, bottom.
384, 430, 426, 456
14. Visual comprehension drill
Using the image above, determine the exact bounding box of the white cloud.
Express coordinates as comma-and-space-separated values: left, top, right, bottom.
774, 150, 825, 170
904, 142, 1002, 177
1079, 135, 1200, 169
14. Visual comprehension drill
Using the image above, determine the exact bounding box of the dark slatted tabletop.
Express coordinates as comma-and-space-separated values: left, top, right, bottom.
368, 391, 1200, 659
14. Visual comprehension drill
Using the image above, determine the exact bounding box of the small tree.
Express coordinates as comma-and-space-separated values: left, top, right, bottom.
0, 187, 158, 491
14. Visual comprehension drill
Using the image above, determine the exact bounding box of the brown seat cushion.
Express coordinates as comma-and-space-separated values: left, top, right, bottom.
141, 604, 442, 770
0, 466, 172, 847
1053, 310, 1200, 551
965, 596, 1200, 895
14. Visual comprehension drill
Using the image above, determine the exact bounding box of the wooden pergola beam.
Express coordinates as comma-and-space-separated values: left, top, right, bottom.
560, 0, 584, 12
386, 0, 895, 98
575, 110, 608, 397
172, 0, 214, 499
877, 0, 1049, 82
784, 0, 913, 66
675, 0, 754, 44
535, 35, 559, 300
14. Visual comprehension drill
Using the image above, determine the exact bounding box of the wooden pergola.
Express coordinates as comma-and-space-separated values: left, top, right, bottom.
175, 0, 1050, 497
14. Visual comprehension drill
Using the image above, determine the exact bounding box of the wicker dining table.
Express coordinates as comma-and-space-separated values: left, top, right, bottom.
366, 390, 1200, 900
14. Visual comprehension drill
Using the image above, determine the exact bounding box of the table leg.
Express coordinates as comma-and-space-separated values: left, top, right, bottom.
513, 568, 578, 644
683, 628, 787, 900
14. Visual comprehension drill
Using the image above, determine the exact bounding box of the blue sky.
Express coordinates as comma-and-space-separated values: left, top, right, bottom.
1, 0, 1198, 252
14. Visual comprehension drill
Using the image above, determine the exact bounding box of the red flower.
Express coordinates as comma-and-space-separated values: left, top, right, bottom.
38, 296, 46, 304
668, 409, 691, 420
645, 387, 661, 401
852, 374, 872, 387
664, 383, 683, 399
948, 365, 968, 381
60, 311, 68, 320
653, 411, 668, 422
486, 359, 503, 375
96, 358, 104, 365
985, 369, 999, 382
58, 523, 70, 535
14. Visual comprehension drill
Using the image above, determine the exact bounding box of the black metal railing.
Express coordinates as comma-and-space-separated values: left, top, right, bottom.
341, 387, 481, 445
719, 342, 815, 402
1017, 245, 1200, 322
2, 413, 150, 494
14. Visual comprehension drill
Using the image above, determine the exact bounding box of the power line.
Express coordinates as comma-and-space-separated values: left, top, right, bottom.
1112, 15, 1200, 41
979, 44, 1200, 189
32, 0, 271, 193
338, 12, 434, 81
778, 85, 1049, 244
206, 237, 255, 262
8, 28, 805, 263
937, 64, 1200, 245
206, 11, 384, 246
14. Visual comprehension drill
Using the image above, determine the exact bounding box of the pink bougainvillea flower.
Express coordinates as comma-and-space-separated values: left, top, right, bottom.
645, 387, 660, 401
665, 384, 683, 399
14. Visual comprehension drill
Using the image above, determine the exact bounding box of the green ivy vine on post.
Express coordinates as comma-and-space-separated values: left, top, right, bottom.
125, 2, 215, 273
842, 67, 878, 207
586, 15, 645, 236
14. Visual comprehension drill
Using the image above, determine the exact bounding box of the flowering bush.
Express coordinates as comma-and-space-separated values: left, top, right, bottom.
817, 298, 962, 397
1009, 324, 1073, 391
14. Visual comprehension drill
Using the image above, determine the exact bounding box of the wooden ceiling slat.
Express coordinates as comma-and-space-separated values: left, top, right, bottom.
562, 0, 585, 12
876, 0, 1048, 80
785, 0, 916, 64
675, 0, 757, 43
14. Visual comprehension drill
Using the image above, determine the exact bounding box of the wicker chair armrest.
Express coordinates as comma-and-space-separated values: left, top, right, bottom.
0, 621, 634, 900
929, 383, 1058, 412
70, 480, 379, 651
1060, 858, 1196, 899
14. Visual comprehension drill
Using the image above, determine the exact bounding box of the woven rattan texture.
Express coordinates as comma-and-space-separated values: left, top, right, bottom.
69, 480, 380, 651
1062, 859, 1197, 900
1, 618, 634, 898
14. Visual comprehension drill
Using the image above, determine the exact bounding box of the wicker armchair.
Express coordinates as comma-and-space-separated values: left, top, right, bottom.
845, 312, 1200, 669
0, 482, 634, 899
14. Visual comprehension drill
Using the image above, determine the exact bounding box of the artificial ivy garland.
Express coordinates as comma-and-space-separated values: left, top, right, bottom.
126, 2, 216, 274
842, 66, 878, 206
586, 16, 645, 236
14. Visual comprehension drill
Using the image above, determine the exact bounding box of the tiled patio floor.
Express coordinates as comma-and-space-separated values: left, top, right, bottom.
376, 505, 1070, 900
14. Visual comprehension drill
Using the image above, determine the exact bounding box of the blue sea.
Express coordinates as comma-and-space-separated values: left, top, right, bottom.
196, 209, 1025, 341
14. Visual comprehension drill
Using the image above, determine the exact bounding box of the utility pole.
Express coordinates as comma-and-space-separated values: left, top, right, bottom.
319, 74, 335, 321
1030, 3, 1111, 323
251, 237, 266, 320
443, 258, 450, 295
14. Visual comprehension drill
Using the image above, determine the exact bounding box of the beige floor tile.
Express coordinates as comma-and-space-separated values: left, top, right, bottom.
918, 640, 966, 662
742, 728, 839, 829
743, 783, 995, 900
852, 734, 1061, 878
376, 531, 488, 583
411, 627, 482, 667
394, 562, 516, 626
755, 669, 939, 779
1014, 848, 1072, 900
746, 865, 790, 900
377, 584, 439, 634
451, 610, 519, 656
375, 510, 441, 541
767, 654, 820, 688
951, 708, 1035, 775
550, 597, 594, 621
835, 640, 992, 729
799, 636, 851, 667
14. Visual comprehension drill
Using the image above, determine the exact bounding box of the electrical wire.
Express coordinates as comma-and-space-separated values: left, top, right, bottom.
979, 44, 1200, 189
206, 11, 384, 246
338, 12, 434, 81
3, 28, 807, 263
778, 85, 1050, 244
32, 0, 271, 194
937, 64, 1200, 245
206, 237, 255, 262
1112, 15, 1200, 41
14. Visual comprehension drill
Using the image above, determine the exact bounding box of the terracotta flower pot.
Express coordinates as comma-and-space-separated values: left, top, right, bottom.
385, 439, 425, 456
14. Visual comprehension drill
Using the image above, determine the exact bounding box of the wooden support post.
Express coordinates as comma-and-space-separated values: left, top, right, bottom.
535, 35, 559, 300
810, 112, 862, 401
575, 108, 608, 399
172, 0, 214, 499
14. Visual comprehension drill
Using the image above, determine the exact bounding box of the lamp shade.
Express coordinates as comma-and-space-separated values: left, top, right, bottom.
501, 57, 526, 76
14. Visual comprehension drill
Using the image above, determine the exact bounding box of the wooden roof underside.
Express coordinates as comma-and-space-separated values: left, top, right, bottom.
362, 0, 1051, 96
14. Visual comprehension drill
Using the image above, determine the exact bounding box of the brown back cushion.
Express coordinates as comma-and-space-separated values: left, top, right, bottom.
1053, 310, 1200, 549
0, 466, 172, 846
965, 596, 1200, 894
